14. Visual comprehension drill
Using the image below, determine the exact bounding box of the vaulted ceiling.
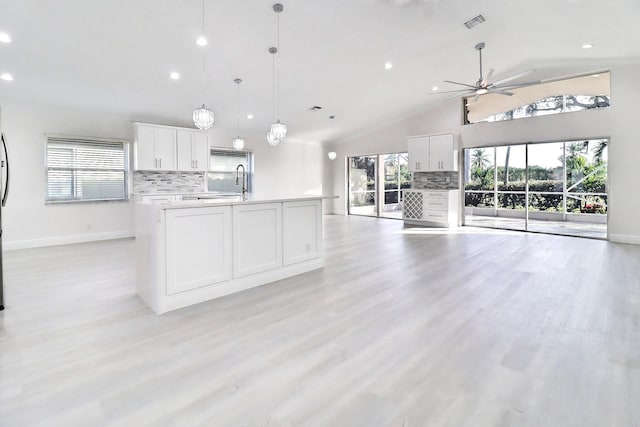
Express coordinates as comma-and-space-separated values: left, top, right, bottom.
1, 0, 639, 143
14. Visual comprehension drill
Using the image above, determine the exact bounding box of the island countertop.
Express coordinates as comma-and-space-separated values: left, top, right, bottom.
141, 194, 336, 209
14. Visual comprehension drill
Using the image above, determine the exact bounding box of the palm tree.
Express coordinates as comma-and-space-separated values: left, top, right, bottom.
592, 140, 608, 163
470, 148, 490, 171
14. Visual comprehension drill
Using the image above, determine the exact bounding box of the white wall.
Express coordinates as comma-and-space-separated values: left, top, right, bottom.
1, 104, 134, 250
330, 64, 640, 244
1, 103, 327, 250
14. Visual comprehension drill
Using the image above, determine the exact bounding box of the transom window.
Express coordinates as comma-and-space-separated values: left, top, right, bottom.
46, 136, 129, 202
465, 72, 610, 124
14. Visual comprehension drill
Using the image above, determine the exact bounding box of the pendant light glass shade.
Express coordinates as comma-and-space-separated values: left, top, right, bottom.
232, 138, 245, 150
267, 131, 280, 146
270, 120, 287, 140
193, 105, 214, 130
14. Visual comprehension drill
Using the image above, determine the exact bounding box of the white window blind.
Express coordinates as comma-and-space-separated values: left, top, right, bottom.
46, 136, 129, 202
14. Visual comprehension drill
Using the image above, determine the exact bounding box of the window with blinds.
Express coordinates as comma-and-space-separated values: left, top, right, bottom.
46, 136, 129, 202
207, 149, 252, 193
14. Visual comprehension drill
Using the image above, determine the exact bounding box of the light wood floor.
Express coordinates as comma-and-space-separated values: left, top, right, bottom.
1, 216, 639, 427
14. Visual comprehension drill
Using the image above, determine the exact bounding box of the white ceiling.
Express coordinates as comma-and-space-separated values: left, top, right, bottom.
1, 0, 639, 143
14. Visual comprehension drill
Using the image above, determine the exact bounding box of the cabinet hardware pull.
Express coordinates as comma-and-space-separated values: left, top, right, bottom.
159, 158, 162, 168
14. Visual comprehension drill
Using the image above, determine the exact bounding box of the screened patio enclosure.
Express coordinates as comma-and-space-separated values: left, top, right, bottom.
464, 139, 608, 239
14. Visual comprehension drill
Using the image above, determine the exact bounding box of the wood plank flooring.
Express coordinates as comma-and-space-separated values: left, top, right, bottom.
1, 215, 639, 426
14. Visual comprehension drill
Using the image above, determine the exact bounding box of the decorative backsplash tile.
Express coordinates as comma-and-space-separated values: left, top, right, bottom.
413, 171, 460, 190
133, 171, 206, 194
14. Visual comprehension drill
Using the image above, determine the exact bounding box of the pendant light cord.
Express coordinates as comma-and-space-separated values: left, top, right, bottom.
276, 11, 280, 121
272, 51, 276, 122
201, 0, 206, 91
236, 81, 241, 137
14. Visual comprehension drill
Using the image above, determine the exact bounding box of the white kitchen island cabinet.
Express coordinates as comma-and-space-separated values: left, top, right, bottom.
165, 206, 232, 295
233, 202, 283, 278
135, 196, 328, 315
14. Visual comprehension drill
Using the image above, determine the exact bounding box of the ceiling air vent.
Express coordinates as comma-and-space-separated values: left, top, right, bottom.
464, 14, 485, 29
308, 106, 323, 111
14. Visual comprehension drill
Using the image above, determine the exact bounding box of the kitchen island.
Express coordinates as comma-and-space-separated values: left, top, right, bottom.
135, 195, 329, 314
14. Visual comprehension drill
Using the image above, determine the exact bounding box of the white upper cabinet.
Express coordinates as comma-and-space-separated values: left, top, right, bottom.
135, 125, 177, 171
177, 130, 209, 171
429, 133, 457, 171
134, 122, 211, 172
408, 136, 430, 172
408, 133, 457, 172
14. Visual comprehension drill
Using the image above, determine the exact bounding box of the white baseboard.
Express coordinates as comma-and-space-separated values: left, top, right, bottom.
609, 234, 640, 245
4, 230, 134, 251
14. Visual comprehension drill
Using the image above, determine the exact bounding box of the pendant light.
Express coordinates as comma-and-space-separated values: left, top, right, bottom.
327, 115, 337, 160
232, 79, 245, 151
193, 0, 214, 130
267, 4, 286, 146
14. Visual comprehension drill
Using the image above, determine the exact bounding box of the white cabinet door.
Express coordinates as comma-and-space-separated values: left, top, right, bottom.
191, 132, 210, 171
154, 127, 177, 171
408, 136, 429, 172
177, 131, 210, 171
134, 124, 177, 171
135, 126, 158, 170
429, 134, 457, 171
233, 203, 283, 278
283, 200, 322, 266
165, 206, 232, 295
176, 130, 195, 171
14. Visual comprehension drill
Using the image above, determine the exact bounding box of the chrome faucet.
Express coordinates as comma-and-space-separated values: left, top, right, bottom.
235, 164, 247, 197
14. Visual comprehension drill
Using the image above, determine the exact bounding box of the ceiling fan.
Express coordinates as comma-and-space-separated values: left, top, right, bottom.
437, 42, 537, 102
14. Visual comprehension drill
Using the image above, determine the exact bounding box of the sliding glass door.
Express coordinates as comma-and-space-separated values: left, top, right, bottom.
464, 139, 608, 238
348, 155, 377, 216
348, 152, 411, 218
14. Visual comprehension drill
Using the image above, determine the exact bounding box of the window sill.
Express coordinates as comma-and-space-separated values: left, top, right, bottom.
45, 198, 130, 205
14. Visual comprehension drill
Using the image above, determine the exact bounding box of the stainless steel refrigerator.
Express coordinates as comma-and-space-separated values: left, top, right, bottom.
0, 132, 9, 311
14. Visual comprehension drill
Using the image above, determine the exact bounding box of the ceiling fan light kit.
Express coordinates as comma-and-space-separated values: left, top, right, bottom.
437, 42, 538, 101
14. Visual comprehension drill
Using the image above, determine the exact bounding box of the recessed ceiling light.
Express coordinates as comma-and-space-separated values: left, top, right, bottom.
591, 74, 599, 78
196, 36, 208, 47
432, 86, 439, 91
169, 72, 180, 80
246, 114, 254, 120
0, 73, 13, 81
0, 33, 11, 43
384, 62, 393, 70
581, 43, 594, 49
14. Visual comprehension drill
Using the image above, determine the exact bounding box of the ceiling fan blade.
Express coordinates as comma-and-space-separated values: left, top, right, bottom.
490, 89, 514, 96
429, 88, 475, 95
494, 81, 540, 90
481, 69, 494, 87
444, 80, 478, 89
491, 70, 534, 86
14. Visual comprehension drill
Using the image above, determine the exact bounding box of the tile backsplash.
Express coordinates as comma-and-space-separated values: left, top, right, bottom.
133, 171, 206, 194
412, 171, 460, 190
